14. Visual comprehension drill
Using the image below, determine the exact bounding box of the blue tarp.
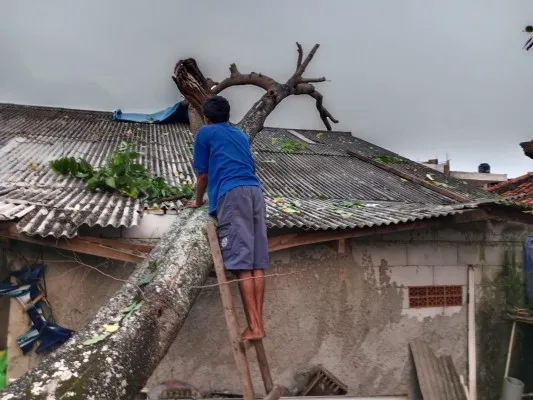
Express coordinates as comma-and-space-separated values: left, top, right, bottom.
0, 264, 74, 354
112, 102, 189, 124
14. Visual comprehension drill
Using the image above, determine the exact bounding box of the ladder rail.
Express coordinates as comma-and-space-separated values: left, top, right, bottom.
206, 222, 281, 400
206, 222, 255, 400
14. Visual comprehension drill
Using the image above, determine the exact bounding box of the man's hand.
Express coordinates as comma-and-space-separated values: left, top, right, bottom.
185, 199, 204, 209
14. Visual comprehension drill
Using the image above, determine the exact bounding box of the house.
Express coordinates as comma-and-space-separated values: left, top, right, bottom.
0, 103, 531, 399
421, 158, 508, 189
487, 172, 533, 205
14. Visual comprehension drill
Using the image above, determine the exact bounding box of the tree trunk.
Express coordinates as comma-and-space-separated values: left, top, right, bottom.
0, 43, 337, 400
0, 210, 212, 399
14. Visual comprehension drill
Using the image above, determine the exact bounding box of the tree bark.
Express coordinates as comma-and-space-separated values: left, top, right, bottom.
0, 210, 212, 399
0, 43, 338, 400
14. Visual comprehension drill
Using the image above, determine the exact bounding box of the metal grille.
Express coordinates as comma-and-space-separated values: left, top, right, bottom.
408, 285, 463, 308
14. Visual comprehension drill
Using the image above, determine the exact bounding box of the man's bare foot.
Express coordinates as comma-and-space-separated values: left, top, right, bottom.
240, 327, 265, 341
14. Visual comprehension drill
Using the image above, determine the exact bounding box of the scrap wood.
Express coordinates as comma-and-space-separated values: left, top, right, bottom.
409, 340, 467, 400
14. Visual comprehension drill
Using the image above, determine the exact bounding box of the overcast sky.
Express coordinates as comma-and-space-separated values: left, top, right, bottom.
1, 0, 533, 177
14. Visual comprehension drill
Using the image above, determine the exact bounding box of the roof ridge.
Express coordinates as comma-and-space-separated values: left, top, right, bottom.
487, 172, 533, 192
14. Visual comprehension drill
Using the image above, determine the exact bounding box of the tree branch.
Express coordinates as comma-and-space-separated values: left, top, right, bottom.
299, 77, 327, 84
290, 43, 320, 82
173, 42, 338, 139
212, 63, 279, 95
294, 83, 339, 131
296, 42, 303, 69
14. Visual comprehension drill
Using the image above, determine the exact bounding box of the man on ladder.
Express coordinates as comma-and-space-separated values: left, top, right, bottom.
186, 95, 268, 341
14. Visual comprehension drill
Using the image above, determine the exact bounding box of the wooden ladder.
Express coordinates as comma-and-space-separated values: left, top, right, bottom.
206, 222, 282, 400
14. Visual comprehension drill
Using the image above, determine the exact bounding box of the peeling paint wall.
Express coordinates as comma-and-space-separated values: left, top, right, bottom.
148, 220, 528, 398
0, 220, 527, 397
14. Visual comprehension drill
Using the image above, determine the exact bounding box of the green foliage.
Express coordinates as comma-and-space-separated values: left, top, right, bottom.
280, 139, 306, 152
505, 260, 527, 312
374, 155, 400, 164
50, 142, 193, 201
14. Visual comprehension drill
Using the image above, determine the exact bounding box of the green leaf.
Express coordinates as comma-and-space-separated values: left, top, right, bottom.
315, 132, 324, 139
374, 155, 400, 164
105, 176, 116, 189
139, 271, 156, 286
83, 332, 111, 346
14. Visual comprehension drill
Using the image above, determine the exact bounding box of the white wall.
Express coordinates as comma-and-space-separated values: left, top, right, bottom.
1, 0, 533, 176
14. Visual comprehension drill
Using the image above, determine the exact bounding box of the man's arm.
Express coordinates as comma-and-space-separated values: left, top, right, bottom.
186, 129, 209, 209
187, 173, 207, 208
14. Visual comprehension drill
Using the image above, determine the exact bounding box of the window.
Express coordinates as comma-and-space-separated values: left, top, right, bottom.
408, 285, 463, 308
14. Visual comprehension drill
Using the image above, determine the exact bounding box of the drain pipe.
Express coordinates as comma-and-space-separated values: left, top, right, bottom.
468, 264, 477, 400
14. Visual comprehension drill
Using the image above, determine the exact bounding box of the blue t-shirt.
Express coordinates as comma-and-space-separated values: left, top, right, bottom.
192, 123, 261, 215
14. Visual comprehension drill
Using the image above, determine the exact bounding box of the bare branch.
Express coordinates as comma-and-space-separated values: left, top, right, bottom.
296, 42, 303, 68
299, 77, 327, 84
294, 83, 339, 131
293, 43, 320, 79
212, 63, 279, 95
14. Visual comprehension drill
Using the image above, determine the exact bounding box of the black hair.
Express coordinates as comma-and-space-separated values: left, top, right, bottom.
202, 96, 230, 123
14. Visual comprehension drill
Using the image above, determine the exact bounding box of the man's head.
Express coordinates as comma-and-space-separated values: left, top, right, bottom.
202, 96, 230, 125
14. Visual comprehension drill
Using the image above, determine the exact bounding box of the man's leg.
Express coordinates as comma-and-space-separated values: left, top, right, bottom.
237, 270, 264, 340
252, 269, 265, 334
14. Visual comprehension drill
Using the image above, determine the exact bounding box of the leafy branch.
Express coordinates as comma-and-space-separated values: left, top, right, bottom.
49, 142, 194, 202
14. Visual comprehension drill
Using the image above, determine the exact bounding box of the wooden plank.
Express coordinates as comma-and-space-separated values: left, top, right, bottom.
253, 340, 274, 394
345, 150, 470, 202
206, 222, 255, 400
409, 340, 467, 400
78, 236, 156, 253
6, 298, 31, 383
268, 209, 490, 252
0, 224, 145, 263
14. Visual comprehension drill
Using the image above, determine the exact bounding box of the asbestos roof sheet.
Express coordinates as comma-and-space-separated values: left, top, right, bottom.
0, 103, 495, 238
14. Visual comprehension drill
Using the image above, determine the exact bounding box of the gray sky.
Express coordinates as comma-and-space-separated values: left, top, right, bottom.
1, 0, 533, 177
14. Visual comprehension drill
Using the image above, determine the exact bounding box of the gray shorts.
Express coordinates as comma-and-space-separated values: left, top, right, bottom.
216, 185, 270, 271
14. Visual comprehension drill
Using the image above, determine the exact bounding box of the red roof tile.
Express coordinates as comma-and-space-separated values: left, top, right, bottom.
487, 172, 533, 205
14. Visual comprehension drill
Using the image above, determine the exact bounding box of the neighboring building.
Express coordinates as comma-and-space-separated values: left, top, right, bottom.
487, 172, 533, 205
0, 103, 531, 399
422, 159, 507, 189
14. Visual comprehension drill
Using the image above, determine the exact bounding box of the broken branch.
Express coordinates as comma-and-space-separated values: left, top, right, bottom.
294, 83, 339, 130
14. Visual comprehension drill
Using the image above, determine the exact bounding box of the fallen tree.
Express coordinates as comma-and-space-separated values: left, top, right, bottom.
0, 43, 337, 399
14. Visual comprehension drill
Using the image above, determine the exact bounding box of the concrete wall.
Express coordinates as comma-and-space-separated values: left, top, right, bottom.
147, 220, 527, 398
0, 220, 527, 397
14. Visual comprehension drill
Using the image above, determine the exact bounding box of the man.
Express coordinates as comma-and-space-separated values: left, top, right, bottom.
186, 95, 268, 341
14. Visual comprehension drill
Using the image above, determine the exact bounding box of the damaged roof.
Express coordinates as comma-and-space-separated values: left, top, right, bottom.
486, 172, 533, 205
0, 103, 495, 238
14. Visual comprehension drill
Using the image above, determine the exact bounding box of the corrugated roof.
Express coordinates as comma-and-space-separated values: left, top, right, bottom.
265, 199, 484, 231
0, 103, 496, 238
486, 172, 533, 205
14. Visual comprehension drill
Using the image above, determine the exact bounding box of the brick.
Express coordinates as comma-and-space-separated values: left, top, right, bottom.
457, 244, 506, 266
433, 266, 468, 286
407, 243, 458, 266
387, 265, 433, 287
351, 242, 407, 267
